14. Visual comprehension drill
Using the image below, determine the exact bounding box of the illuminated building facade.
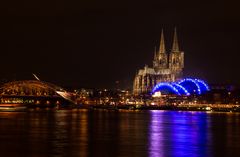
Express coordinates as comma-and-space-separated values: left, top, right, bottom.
133, 28, 184, 94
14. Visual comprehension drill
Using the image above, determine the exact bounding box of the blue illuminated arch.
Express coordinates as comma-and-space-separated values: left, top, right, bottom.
152, 83, 181, 95
151, 78, 210, 96
194, 79, 210, 93
172, 83, 190, 96
178, 78, 201, 95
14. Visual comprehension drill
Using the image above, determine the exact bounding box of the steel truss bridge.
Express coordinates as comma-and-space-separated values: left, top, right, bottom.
0, 80, 75, 107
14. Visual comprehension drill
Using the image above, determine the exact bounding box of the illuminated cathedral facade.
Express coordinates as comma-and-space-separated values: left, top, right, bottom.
133, 28, 184, 94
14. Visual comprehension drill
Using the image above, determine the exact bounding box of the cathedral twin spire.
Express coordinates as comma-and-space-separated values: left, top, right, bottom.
153, 28, 183, 70
159, 29, 166, 54
157, 27, 180, 56
134, 28, 184, 94
172, 27, 180, 52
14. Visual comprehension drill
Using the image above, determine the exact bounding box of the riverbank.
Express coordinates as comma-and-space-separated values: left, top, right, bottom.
0, 103, 240, 112
88, 104, 240, 112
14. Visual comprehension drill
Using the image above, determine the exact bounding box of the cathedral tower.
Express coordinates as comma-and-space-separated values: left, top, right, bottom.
133, 28, 185, 95
153, 29, 168, 71
169, 28, 184, 81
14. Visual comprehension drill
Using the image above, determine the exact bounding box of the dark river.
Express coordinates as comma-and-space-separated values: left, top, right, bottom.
0, 109, 240, 157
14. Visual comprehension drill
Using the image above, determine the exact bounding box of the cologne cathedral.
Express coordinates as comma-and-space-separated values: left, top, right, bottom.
133, 28, 184, 94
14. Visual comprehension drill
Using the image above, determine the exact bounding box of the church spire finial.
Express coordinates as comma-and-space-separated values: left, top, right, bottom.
159, 29, 166, 54
172, 27, 180, 52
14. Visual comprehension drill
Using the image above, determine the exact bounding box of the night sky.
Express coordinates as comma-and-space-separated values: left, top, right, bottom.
1, 0, 240, 89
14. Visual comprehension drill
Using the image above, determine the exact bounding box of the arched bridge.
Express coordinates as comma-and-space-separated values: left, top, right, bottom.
0, 80, 76, 107
0, 80, 64, 97
152, 78, 210, 96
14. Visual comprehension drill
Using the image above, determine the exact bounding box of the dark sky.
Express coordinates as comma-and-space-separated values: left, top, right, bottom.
0, 0, 240, 89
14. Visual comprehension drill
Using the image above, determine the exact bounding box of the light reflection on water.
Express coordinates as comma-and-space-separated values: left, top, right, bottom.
0, 110, 240, 157
149, 111, 212, 157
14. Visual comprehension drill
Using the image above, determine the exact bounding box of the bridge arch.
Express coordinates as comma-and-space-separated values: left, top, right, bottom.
178, 78, 201, 95
0, 80, 64, 96
194, 79, 210, 93
152, 78, 210, 96
152, 83, 181, 95
171, 83, 190, 96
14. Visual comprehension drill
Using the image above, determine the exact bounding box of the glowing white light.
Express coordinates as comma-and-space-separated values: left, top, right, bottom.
152, 91, 161, 97
56, 91, 76, 104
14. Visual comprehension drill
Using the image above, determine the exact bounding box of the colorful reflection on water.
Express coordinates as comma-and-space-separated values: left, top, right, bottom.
0, 110, 240, 157
149, 111, 212, 157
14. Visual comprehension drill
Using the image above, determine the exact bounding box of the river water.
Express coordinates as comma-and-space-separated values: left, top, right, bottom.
0, 109, 240, 157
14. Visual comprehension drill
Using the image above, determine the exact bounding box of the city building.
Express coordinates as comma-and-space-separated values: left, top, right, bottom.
133, 28, 184, 94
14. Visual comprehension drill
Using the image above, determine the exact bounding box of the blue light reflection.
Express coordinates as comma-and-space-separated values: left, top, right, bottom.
148, 111, 212, 157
